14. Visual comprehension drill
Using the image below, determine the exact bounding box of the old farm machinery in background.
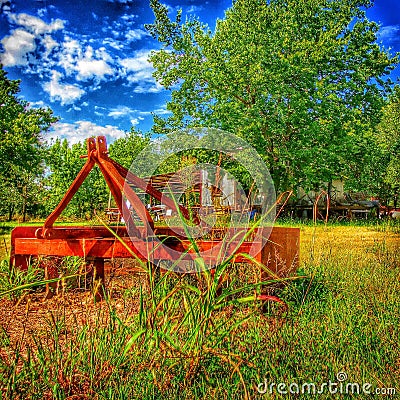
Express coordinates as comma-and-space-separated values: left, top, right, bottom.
10, 136, 299, 298
280, 181, 382, 221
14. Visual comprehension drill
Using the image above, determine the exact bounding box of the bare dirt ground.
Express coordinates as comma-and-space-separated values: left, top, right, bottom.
0, 263, 146, 360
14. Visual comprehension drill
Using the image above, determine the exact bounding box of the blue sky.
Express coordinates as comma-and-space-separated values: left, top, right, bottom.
0, 0, 399, 144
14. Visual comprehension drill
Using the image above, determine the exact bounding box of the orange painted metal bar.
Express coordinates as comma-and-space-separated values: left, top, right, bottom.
97, 160, 140, 236
96, 155, 154, 236
11, 225, 299, 277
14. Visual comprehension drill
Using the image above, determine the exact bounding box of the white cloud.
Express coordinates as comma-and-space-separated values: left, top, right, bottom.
119, 49, 164, 93
1, 9, 165, 112
125, 68, 152, 83
108, 106, 142, 127
133, 81, 164, 93
42, 34, 59, 56
126, 28, 149, 42
0, 0, 11, 14
108, 105, 137, 118
94, 46, 113, 62
48, 120, 126, 144
139, 106, 171, 116
66, 104, 83, 112
377, 25, 400, 44
121, 13, 138, 21
28, 100, 47, 108
8, 13, 64, 35
58, 37, 83, 75
94, 105, 107, 117
76, 59, 113, 80
0, 13, 64, 67
187, 5, 203, 14
120, 58, 151, 76
0, 28, 36, 66
43, 70, 85, 105
37, 8, 47, 18
120, 49, 154, 71
58, 41, 114, 81
103, 37, 124, 50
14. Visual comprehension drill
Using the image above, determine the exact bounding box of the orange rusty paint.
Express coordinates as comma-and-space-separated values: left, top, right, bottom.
10, 136, 300, 284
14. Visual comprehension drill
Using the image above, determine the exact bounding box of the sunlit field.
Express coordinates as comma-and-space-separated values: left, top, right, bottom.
0, 221, 399, 399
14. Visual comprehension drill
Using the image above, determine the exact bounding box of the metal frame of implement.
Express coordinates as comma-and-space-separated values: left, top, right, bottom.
10, 136, 300, 295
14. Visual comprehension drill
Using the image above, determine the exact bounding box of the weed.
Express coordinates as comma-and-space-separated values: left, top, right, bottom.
0, 223, 399, 398
0, 260, 44, 303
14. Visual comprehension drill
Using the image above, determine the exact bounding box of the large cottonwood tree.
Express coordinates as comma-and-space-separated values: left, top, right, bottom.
146, 0, 397, 193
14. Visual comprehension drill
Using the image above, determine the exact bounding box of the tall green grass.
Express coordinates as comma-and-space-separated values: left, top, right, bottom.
0, 223, 399, 399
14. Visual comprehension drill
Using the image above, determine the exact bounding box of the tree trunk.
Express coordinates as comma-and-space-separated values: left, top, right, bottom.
327, 181, 332, 199
8, 204, 14, 222
22, 185, 27, 223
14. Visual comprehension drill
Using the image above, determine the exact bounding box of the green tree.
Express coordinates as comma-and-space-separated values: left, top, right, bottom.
44, 130, 152, 220
108, 128, 151, 170
375, 86, 400, 205
146, 0, 397, 194
45, 139, 108, 219
0, 66, 58, 220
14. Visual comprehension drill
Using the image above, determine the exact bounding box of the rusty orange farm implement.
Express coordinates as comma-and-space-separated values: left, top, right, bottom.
10, 136, 299, 297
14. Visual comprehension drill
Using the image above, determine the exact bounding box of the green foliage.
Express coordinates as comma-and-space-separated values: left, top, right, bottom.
346, 85, 400, 204
44, 139, 109, 219
108, 128, 151, 170
147, 0, 397, 194
376, 86, 400, 197
0, 259, 44, 302
0, 66, 58, 221
43, 130, 151, 219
